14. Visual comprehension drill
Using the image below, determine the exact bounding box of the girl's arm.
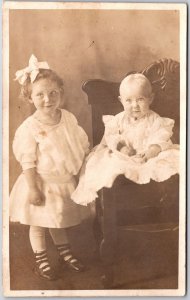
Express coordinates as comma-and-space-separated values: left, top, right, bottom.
13, 121, 44, 205
24, 168, 44, 206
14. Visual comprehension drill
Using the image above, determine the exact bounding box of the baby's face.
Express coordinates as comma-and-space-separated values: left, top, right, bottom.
119, 82, 153, 120
30, 79, 62, 115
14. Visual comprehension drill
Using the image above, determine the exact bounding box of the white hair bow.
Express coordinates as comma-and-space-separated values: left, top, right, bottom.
15, 54, 50, 85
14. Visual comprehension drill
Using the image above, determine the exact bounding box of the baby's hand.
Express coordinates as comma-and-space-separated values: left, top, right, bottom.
131, 153, 146, 164
120, 146, 130, 155
120, 146, 136, 156
144, 144, 161, 161
28, 187, 44, 206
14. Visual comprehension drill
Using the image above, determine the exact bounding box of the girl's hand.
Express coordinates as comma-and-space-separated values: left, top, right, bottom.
28, 187, 44, 206
144, 144, 161, 161
23, 168, 44, 205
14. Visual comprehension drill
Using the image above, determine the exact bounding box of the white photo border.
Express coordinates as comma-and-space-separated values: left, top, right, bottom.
3, 2, 187, 297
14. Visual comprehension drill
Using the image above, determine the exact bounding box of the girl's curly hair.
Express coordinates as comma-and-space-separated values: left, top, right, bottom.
19, 69, 64, 102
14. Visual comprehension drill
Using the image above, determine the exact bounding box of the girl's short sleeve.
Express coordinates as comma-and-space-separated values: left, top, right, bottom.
13, 120, 37, 170
68, 111, 90, 154
77, 124, 90, 154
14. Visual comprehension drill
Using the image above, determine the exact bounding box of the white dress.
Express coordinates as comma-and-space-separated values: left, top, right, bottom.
10, 109, 89, 228
71, 110, 179, 206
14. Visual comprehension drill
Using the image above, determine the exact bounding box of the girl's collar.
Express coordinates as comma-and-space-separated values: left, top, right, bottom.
33, 109, 63, 127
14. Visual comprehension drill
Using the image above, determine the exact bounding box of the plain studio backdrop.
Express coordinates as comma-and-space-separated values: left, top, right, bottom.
9, 9, 179, 191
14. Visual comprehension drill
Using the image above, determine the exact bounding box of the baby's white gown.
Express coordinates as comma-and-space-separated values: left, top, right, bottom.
10, 109, 89, 228
71, 110, 179, 206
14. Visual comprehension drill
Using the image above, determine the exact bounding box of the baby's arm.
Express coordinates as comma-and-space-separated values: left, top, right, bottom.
117, 137, 136, 156
139, 116, 175, 162
146, 116, 175, 151
103, 115, 134, 153
24, 168, 44, 206
143, 144, 161, 161
103, 130, 136, 156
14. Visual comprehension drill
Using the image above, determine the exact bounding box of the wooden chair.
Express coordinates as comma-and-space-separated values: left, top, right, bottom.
82, 59, 180, 288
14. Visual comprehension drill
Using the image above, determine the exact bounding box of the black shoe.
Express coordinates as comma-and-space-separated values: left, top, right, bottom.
60, 256, 85, 272
33, 250, 58, 281
33, 264, 57, 281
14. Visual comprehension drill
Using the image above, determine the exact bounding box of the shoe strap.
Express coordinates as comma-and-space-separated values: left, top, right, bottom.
67, 257, 78, 263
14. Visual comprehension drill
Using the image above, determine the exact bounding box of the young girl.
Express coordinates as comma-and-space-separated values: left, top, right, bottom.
71, 73, 179, 205
10, 55, 89, 280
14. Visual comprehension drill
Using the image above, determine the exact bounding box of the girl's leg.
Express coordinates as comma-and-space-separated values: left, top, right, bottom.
49, 228, 85, 272
29, 225, 46, 252
29, 226, 56, 280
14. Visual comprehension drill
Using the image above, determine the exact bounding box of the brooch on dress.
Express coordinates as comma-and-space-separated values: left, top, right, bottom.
38, 131, 47, 137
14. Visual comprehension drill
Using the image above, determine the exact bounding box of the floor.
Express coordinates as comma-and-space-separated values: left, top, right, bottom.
9, 215, 179, 291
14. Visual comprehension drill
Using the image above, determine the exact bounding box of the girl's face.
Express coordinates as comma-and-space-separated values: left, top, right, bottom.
30, 79, 62, 115
119, 82, 153, 119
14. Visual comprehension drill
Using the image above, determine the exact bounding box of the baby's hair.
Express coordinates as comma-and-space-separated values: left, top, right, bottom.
19, 69, 64, 102
119, 73, 153, 97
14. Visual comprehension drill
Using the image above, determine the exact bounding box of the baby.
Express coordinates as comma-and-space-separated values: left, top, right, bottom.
71, 73, 179, 205
109, 74, 162, 162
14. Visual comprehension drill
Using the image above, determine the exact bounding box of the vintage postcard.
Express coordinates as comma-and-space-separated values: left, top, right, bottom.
3, 2, 187, 297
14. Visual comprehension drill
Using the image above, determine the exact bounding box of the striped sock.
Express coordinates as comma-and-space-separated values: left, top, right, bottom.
35, 250, 51, 273
56, 244, 76, 262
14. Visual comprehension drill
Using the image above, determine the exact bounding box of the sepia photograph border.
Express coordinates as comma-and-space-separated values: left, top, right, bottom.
3, 1, 187, 297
